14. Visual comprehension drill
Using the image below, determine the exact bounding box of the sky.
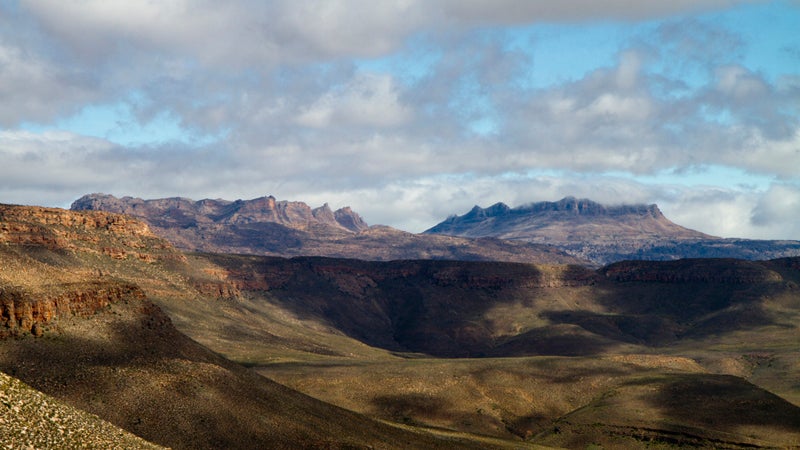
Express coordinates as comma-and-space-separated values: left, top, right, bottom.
1, 1, 799, 239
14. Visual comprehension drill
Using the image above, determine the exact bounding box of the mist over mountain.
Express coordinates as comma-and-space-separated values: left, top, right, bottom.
425, 197, 800, 263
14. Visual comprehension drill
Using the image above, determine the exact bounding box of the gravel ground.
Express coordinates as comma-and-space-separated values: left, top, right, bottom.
0, 371, 165, 449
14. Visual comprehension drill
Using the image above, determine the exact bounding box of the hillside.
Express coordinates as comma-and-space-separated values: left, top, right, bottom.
0, 371, 164, 448
177, 253, 800, 447
70, 193, 585, 265
0, 203, 488, 449
425, 196, 800, 263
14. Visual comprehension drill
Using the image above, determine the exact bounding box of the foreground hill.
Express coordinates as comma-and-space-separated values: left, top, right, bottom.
0, 371, 164, 448
71, 193, 585, 264
0, 203, 487, 449
425, 196, 800, 263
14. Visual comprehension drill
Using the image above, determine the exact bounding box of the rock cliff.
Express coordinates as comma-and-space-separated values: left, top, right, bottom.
0, 203, 184, 338
0, 282, 146, 337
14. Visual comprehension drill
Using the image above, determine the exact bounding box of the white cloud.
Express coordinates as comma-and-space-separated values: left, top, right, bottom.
437, 0, 745, 24
1, 1, 798, 241
295, 74, 411, 128
17, 0, 750, 67
750, 184, 800, 232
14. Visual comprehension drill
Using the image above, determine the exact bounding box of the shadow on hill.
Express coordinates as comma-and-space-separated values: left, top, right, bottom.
214, 256, 573, 357
538, 259, 794, 347
199, 255, 795, 358
0, 299, 475, 450
650, 374, 800, 431
630, 374, 800, 447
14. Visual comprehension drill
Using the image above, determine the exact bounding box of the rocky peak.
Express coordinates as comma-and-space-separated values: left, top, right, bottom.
71, 193, 369, 233
334, 206, 369, 232
425, 196, 715, 263
513, 197, 662, 217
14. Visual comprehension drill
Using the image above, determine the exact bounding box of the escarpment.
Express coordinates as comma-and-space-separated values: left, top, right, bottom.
0, 282, 146, 337
0, 204, 185, 337
601, 259, 783, 283
0, 204, 178, 263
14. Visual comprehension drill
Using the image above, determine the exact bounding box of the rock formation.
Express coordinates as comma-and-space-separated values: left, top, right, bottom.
426, 197, 800, 263
71, 193, 368, 232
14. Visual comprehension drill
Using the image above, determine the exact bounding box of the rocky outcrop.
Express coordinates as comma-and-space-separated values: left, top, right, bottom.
0, 282, 146, 337
0, 204, 176, 262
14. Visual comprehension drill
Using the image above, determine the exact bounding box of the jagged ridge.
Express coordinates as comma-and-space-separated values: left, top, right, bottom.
426, 196, 710, 241
71, 193, 368, 233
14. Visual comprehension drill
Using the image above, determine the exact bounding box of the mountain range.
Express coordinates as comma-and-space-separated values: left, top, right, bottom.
70, 193, 584, 264
425, 196, 800, 263
2, 201, 799, 448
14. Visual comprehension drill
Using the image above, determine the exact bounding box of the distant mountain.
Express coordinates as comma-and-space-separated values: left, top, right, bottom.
71, 193, 369, 233
71, 193, 585, 265
425, 196, 800, 263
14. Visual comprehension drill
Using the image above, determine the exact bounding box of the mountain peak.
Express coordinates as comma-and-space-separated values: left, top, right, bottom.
425, 197, 714, 263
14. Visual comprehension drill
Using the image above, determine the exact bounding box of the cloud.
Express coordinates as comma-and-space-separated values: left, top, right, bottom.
1, 1, 798, 240
0, 41, 99, 126
2, 129, 798, 240
750, 183, 800, 230
295, 74, 411, 128
16, 0, 750, 68
437, 0, 745, 24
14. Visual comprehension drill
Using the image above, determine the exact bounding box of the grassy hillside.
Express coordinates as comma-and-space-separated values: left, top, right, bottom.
0, 371, 164, 448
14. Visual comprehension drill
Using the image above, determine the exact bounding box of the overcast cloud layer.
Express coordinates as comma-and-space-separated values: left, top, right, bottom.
1, 1, 799, 239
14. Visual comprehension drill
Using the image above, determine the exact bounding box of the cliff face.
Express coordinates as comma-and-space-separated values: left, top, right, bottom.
0, 204, 184, 337
0, 282, 146, 337
601, 259, 784, 284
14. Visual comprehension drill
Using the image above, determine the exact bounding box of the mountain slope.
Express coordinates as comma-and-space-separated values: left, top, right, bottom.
0, 203, 485, 449
0, 371, 164, 449
71, 193, 585, 264
425, 196, 800, 263
181, 253, 800, 446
